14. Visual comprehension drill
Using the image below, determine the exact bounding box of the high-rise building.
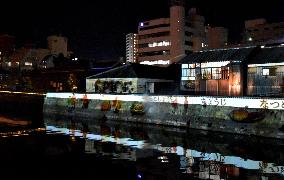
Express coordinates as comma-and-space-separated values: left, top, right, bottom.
187, 8, 206, 52
206, 26, 228, 49
136, 5, 206, 66
126, 33, 138, 63
244, 18, 284, 44
47, 35, 68, 57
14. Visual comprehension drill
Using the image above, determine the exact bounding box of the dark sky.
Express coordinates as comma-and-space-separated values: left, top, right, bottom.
1, 0, 284, 60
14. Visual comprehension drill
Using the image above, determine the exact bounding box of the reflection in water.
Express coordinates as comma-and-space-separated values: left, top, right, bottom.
45, 119, 284, 180
0, 116, 284, 179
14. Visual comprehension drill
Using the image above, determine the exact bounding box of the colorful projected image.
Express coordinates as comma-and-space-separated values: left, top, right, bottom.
228, 108, 266, 123
112, 98, 122, 113
86, 78, 137, 94
101, 100, 111, 112
130, 102, 145, 115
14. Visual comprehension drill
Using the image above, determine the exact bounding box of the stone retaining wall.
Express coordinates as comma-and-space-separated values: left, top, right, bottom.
43, 93, 284, 139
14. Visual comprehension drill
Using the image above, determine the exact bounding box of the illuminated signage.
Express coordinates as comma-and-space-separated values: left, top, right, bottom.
46, 93, 284, 110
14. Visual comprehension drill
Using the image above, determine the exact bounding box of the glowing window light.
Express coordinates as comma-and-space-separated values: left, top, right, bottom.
248, 62, 284, 67
182, 64, 188, 68
201, 61, 230, 68
148, 41, 170, 48
140, 60, 170, 65
262, 68, 270, 76
25, 62, 32, 66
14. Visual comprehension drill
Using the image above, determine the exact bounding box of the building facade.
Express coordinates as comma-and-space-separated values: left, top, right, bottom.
86, 63, 175, 94
136, 5, 206, 66
179, 45, 284, 97
247, 46, 284, 96
179, 47, 256, 96
47, 35, 68, 57
126, 33, 138, 63
6, 48, 50, 70
244, 18, 284, 44
0, 34, 15, 57
206, 26, 228, 49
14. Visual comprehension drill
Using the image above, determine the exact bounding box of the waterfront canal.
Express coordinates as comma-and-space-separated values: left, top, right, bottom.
0, 117, 284, 179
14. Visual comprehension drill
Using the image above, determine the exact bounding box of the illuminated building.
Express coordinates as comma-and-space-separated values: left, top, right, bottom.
179, 44, 284, 97
179, 47, 254, 96
137, 3, 206, 66
126, 33, 138, 63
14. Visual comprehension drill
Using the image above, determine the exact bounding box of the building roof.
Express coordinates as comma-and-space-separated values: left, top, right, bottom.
178, 47, 256, 64
87, 63, 172, 80
249, 45, 284, 64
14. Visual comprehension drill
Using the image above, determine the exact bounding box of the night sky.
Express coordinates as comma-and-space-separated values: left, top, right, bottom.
1, 0, 284, 60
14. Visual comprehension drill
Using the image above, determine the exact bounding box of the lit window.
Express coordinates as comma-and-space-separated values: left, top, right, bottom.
262, 68, 269, 76
182, 64, 196, 80
25, 62, 32, 66
140, 60, 170, 65
201, 67, 229, 80
147, 41, 170, 48
262, 68, 276, 76
182, 64, 188, 68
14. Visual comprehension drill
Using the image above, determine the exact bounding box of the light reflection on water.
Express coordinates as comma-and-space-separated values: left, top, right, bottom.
45, 124, 284, 179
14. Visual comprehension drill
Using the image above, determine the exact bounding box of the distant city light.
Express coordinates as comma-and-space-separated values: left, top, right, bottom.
140, 22, 144, 27
248, 37, 253, 41
137, 174, 142, 179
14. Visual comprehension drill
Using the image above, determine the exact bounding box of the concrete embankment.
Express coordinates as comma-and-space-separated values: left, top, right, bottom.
44, 93, 284, 139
